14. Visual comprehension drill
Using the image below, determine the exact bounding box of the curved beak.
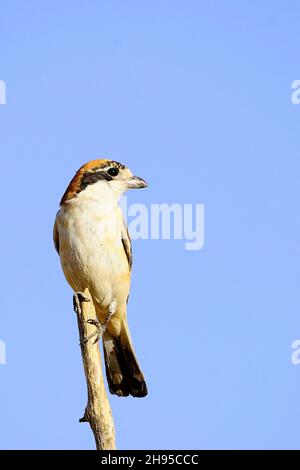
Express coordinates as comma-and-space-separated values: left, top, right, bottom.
126, 175, 148, 189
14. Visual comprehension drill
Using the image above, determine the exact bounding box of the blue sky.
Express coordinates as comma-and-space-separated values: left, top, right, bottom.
1, 0, 300, 449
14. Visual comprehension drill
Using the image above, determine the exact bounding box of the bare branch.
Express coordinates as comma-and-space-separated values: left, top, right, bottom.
74, 289, 116, 450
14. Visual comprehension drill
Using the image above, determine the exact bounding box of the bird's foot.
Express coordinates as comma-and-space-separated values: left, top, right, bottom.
80, 299, 117, 346
80, 319, 106, 346
73, 291, 90, 315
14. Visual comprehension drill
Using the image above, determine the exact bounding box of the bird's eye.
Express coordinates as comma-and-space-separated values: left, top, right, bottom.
107, 167, 119, 177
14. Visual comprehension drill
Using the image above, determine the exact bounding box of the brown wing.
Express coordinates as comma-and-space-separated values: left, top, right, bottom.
121, 219, 132, 270
53, 217, 60, 254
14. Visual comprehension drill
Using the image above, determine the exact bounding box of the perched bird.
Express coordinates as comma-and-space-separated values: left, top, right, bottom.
53, 159, 148, 397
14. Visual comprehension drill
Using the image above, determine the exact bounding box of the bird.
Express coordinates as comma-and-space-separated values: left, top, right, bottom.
53, 159, 148, 397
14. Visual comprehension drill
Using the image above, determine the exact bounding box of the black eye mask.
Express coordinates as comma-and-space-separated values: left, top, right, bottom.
79, 161, 125, 193
79, 170, 113, 192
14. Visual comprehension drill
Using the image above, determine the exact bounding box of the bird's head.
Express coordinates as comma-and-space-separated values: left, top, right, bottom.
60, 159, 147, 205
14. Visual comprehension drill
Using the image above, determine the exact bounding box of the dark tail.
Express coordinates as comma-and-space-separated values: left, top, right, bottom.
102, 323, 148, 398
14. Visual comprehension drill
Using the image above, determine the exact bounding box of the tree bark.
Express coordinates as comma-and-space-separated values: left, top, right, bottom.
74, 289, 116, 450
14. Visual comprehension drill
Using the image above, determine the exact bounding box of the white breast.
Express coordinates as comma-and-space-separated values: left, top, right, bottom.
55, 185, 130, 309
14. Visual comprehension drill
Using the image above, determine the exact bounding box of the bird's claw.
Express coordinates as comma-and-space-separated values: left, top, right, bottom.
80, 325, 106, 346
73, 291, 91, 315
78, 298, 117, 346
80, 319, 106, 346
86, 319, 100, 327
